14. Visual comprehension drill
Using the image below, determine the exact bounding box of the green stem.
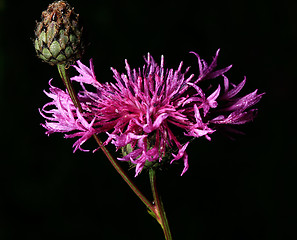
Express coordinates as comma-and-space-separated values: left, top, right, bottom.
57, 64, 83, 113
92, 134, 155, 213
149, 169, 173, 240
56, 63, 155, 214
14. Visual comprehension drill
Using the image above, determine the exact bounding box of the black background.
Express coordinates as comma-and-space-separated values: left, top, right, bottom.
0, 0, 296, 239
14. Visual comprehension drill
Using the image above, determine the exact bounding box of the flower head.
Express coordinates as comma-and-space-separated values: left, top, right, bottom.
40, 50, 264, 176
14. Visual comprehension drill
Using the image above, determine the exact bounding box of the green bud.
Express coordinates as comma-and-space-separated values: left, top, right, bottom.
120, 134, 174, 174
34, 0, 83, 66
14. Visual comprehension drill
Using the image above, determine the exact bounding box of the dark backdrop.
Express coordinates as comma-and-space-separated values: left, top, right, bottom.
0, 0, 296, 239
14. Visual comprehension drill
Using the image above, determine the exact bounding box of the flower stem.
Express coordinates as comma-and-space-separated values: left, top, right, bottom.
56, 63, 155, 214
92, 134, 155, 213
57, 64, 83, 113
149, 169, 173, 240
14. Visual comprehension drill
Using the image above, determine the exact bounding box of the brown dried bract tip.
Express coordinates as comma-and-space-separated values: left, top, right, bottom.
34, 0, 84, 66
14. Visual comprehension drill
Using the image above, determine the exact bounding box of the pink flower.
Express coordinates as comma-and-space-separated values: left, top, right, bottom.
40, 50, 264, 176
39, 79, 96, 152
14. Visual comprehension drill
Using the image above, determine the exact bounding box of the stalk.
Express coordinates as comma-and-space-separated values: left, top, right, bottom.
149, 169, 173, 240
57, 64, 83, 112
56, 63, 155, 214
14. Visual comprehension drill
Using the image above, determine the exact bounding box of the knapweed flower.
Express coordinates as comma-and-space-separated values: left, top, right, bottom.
40, 49, 264, 176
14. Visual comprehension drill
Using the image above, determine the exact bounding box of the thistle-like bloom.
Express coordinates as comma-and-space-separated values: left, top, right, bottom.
40, 50, 264, 176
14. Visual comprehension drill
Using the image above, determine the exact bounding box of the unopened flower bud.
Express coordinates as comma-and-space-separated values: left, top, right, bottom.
121, 135, 170, 174
34, 0, 83, 66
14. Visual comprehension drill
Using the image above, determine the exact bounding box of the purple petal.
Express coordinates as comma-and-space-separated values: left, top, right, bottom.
180, 153, 189, 176
207, 85, 221, 108
223, 77, 246, 99
71, 59, 102, 88
206, 64, 232, 80
152, 113, 169, 129
171, 142, 190, 163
